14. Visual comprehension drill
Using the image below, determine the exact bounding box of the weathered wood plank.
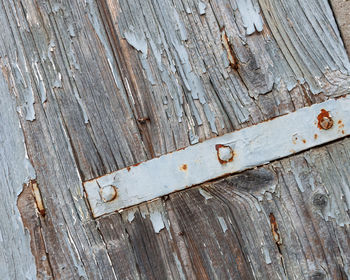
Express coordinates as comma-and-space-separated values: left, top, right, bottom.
330, 0, 350, 57
0, 66, 37, 279
85, 96, 350, 217
0, 0, 350, 278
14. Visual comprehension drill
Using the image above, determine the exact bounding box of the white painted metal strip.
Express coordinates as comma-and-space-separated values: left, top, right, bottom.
84, 96, 350, 218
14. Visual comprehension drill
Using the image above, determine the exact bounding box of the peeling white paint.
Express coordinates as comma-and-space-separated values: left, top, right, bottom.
218, 216, 228, 233
0, 70, 37, 279
263, 246, 272, 264
149, 208, 165, 233
126, 209, 136, 223
198, 1, 206, 15
124, 29, 148, 55
173, 253, 186, 280
198, 188, 213, 200
236, 0, 264, 35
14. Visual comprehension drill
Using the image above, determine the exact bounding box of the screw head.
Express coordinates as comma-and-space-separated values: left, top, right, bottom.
100, 185, 117, 202
319, 116, 333, 130
317, 109, 333, 130
215, 144, 234, 164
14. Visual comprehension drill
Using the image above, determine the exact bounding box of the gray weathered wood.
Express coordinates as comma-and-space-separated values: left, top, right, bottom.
0, 64, 37, 279
330, 0, 350, 57
0, 0, 349, 279
97, 137, 350, 279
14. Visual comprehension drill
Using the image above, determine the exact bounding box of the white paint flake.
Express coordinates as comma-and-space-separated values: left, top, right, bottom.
218, 216, 228, 233
199, 188, 213, 200
236, 0, 264, 35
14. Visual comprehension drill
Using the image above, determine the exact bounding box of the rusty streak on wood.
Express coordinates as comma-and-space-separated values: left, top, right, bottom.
17, 183, 53, 279
221, 28, 239, 70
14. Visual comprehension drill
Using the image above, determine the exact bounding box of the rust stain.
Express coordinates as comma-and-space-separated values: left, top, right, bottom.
314, 134, 318, 140
317, 109, 333, 130
269, 213, 282, 245
342, 130, 345, 134
221, 28, 239, 70
179, 164, 188, 171
17, 181, 53, 278
127, 166, 131, 172
215, 144, 235, 164
302, 139, 306, 144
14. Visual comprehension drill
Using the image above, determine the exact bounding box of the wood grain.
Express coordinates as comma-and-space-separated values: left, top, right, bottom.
0, 0, 349, 278
95, 137, 350, 279
330, 0, 350, 57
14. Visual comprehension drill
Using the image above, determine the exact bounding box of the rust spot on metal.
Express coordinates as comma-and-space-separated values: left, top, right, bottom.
179, 164, 188, 171
100, 185, 118, 202
342, 130, 345, 134
302, 139, 306, 144
127, 166, 131, 172
317, 109, 333, 130
31, 181, 45, 216
215, 144, 234, 164
314, 134, 318, 139
269, 213, 282, 245
221, 28, 239, 70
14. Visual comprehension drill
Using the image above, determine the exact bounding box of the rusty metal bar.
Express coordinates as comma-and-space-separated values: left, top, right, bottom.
84, 96, 350, 218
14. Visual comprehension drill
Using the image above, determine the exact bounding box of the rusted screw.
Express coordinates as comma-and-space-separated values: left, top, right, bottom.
319, 116, 333, 130
216, 144, 234, 164
317, 109, 333, 130
100, 185, 117, 202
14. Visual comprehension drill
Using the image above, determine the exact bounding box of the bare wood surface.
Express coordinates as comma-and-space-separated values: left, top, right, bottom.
330, 0, 350, 57
0, 0, 349, 279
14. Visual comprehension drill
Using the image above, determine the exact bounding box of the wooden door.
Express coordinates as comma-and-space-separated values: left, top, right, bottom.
1, 0, 350, 279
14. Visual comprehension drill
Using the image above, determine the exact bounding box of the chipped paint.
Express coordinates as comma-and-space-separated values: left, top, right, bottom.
0, 69, 37, 278
236, 0, 264, 35
218, 216, 228, 233
198, 188, 213, 200
149, 207, 165, 233
120, 3, 218, 133
198, 1, 206, 15
124, 29, 148, 55
172, 253, 186, 280
262, 246, 272, 264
